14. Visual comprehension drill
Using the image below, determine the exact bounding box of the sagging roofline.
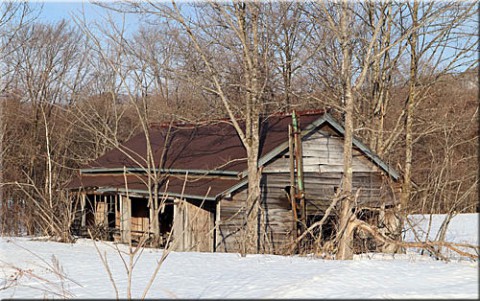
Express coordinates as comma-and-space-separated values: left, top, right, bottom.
80, 167, 241, 178
85, 187, 219, 202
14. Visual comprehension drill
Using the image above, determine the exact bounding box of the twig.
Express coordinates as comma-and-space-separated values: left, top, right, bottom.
89, 229, 120, 300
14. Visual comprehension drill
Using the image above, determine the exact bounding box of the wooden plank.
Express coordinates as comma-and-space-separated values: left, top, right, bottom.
190, 201, 214, 252
264, 131, 383, 175
172, 199, 184, 251
104, 195, 108, 225
120, 196, 131, 243
131, 217, 149, 232
218, 182, 298, 254
265, 158, 377, 173
115, 194, 120, 229
215, 200, 221, 252
172, 199, 214, 252
80, 193, 86, 227
95, 201, 106, 225
265, 175, 340, 186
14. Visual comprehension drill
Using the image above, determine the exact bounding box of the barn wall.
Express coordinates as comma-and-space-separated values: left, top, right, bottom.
216, 128, 399, 254
259, 175, 296, 254
215, 186, 295, 254
172, 199, 214, 252
216, 190, 247, 253
263, 130, 399, 215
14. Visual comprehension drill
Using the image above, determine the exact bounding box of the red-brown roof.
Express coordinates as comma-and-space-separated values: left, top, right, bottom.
67, 173, 242, 200
67, 110, 328, 199
86, 110, 325, 172
66, 110, 401, 199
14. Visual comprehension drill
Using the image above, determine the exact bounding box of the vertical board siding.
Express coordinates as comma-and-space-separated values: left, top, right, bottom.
173, 199, 214, 252
216, 190, 247, 253
216, 187, 295, 255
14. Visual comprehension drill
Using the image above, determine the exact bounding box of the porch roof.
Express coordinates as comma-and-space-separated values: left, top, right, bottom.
67, 173, 243, 201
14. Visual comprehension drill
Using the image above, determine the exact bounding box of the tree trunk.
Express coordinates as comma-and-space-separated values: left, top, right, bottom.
245, 148, 260, 254
336, 86, 355, 259
401, 0, 419, 220
336, 0, 355, 260
0, 96, 4, 214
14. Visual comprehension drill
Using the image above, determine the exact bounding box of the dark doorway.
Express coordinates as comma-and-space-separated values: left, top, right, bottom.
159, 202, 174, 238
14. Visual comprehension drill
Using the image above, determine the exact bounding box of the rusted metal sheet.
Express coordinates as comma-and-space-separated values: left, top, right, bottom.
84, 111, 325, 173
67, 173, 243, 201
67, 110, 400, 202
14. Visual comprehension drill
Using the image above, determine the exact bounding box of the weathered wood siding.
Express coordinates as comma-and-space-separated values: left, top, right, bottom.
216, 183, 296, 254
216, 128, 399, 254
259, 177, 296, 254
263, 130, 398, 214
95, 199, 107, 226
264, 131, 380, 173
173, 199, 214, 252
216, 190, 248, 253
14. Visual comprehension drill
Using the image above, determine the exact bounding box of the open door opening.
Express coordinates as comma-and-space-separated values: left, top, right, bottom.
158, 201, 174, 246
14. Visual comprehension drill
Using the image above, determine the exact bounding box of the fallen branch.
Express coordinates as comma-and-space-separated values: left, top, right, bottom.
353, 219, 479, 260
288, 190, 358, 254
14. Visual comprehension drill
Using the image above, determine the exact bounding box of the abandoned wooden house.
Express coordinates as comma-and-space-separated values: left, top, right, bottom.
66, 110, 401, 254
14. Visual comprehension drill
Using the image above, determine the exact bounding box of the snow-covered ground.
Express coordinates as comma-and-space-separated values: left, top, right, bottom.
405, 213, 478, 244
404, 213, 479, 260
1, 213, 478, 299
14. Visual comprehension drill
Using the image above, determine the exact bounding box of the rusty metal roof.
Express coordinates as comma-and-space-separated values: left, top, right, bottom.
67, 173, 243, 201
85, 110, 325, 173
67, 111, 325, 199
67, 110, 400, 200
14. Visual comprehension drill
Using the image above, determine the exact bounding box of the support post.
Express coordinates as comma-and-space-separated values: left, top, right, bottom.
103, 195, 108, 225
288, 124, 298, 237
114, 194, 118, 228
214, 200, 221, 252
120, 195, 131, 243
80, 193, 86, 228
292, 111, 306, 233
172, 198, 184, 251
93, 194, 97, 225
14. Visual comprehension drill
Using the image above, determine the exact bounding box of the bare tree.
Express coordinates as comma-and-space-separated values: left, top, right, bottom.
397, 0, 478, 216
71, 7, 185, 247
1, 19, 89, 239
303, 0, 478, 259
110, 1, 280, 254
0, 1, 35, 235
307, 0, 387, 259
266, 2, 313, 110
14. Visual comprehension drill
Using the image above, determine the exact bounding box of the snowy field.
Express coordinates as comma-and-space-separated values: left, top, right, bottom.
1, 213, 478, 299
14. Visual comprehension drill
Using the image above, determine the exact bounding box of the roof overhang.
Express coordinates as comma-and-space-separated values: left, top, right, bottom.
81, 167, 240, 178
94, 187, 218, 201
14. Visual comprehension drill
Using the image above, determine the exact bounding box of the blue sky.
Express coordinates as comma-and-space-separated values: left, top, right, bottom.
32, 1, 141, 33
34, 1, 105, 22
29, 1, 477, 73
